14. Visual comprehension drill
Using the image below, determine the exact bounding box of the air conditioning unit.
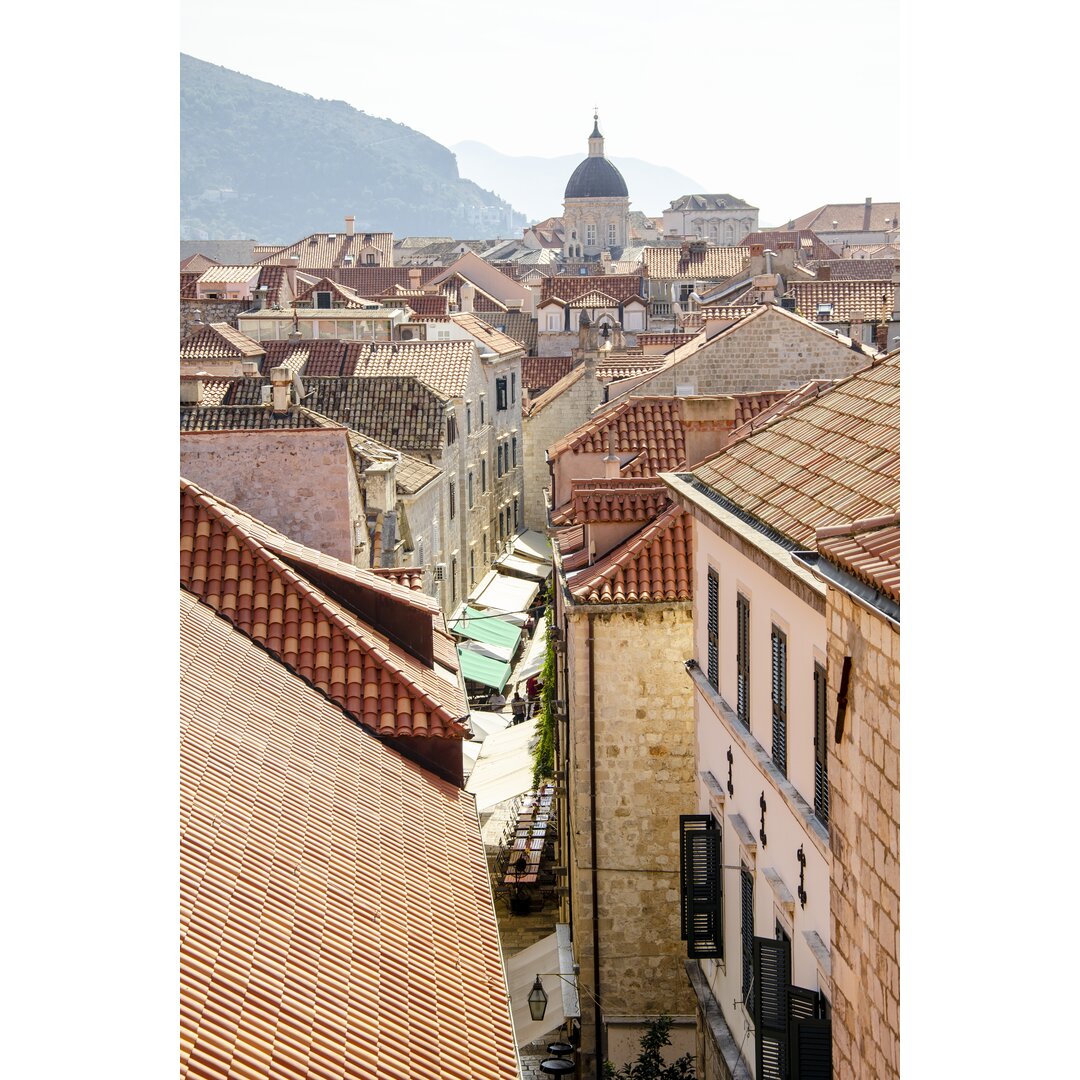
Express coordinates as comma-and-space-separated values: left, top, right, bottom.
433, 563, 448, 582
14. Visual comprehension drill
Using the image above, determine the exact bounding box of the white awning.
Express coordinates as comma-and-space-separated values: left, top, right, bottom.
511, 529, 553, 564
469, 571, 539, 618
495, 552, 551, 580
467, 709, 513, 743
506, 924, 580, 1048
464, 718, 539, 813
514, 621, 548, 682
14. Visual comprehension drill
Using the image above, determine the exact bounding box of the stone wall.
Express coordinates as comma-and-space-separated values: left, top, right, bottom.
522, 370, 605, 531
180, 428, 363, 565
564, 604, 698, 1073
180, 299, 250, 338
626, 306, 868, 396
827, 592, 899, 1080
537, 331, 579, 357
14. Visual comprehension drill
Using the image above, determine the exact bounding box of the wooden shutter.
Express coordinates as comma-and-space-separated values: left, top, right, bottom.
737, 594, 750, 726
813, 663, 829, 825
679, 815, 723, 958
771, 627, 787, 776
740, 866, 754, 1011
752, 935, 791, 1080
791, 1017, 832, 1079
707, 569, 719, 689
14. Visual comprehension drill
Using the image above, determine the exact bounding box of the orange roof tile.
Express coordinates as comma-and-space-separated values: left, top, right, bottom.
257, 230, 395, 268
810, 258, 898, 280
566, 506, 692, 604
522, 356, 574, 392
549, 397, 686, 474
294, 275, 380, 308
817, 519, 900, 603
180, 270, 200, 299
691, 354, 900, 547
740, 230, 840, 259
180, 479, 468, 743
180, 323, 266, 360
787, 280, 896, 323
541, 275, 646, 304
348, 339, 477, 398
567, 477, 671, 523
179, 376, 238, 407
180, 590, 518, 1080
373, 566, 426, 591
450, 311, 526, 355
641, 246, 749, 280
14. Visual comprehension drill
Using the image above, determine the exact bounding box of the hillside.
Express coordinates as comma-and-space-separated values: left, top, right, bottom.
451, 141, 705, 222
180, 55, 527, 243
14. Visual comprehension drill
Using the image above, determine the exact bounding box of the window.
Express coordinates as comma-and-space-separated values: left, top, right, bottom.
498, 511, 504, 541
547, 313, 560, 331
449, 481, 456, 520
771, 626, 787, 776
511, 436, 517, 467
510, 372, 516, 403
706, 568, 719, 689
679, 815, 722, 958
466, 404, 472, 435
814, 663, 829, 825
469, 548, 475, 586
481, 457, 487, 492
450, 557, 457, 602
608, 222, 617, 246
496, 376, 508, 411
586, 223, 596, 246
482, 533, 488, 564
497, 444, 504, 477
315, 291, 332, 309
513, 496, 519, 528
480, 396, 485, 425
365, 253, 376, 265
737, 594, 750, 727
741, 865, 754, 1012
447, 413, 457, 445
468, 471, 474, 509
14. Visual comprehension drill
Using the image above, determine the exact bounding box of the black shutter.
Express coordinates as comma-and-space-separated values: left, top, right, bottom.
496, 376, 508, 410
813, 663, 829, 825
707, 569, 719, 689
740, 866, 754, 1012
737, 594, 750, 726
791, 1017, 832, 1079
752, 935, 791, 1080
771, 627, 787, 775
679, 815, 723, 958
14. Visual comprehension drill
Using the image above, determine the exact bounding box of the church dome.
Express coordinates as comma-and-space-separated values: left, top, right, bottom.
564, 156, 629, 199
564, 115, 629, 199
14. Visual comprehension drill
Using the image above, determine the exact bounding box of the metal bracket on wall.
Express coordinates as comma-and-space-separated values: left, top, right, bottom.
797, 846, 807, 908
759, 791, 767, 848
727, 746, 734, 796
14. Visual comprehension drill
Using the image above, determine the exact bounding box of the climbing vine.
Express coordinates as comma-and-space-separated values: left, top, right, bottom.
531, 604, 556, 787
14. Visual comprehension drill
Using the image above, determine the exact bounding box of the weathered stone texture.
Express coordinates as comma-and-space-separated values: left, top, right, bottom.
565, 605, 697, 1065
827, 591, 899, 1080
181, 299, 248, 338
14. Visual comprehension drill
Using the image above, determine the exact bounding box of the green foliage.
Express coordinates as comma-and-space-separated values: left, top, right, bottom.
180, 54, 524, 241
603, 1016, 696, 1080
531, 604, 556, 788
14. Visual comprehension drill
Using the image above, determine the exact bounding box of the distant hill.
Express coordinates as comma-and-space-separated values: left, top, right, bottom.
180, 55, 527, 243
451, 141, 705, 222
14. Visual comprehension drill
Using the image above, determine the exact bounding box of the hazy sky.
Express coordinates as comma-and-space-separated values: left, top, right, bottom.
180, 0, 900, 226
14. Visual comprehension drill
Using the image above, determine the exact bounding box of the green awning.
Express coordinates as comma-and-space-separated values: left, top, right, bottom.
451, 606, 523, 653
457, 645, 512, 692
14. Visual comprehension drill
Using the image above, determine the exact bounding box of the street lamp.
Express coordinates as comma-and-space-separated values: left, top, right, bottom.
528, 975, 549, 1021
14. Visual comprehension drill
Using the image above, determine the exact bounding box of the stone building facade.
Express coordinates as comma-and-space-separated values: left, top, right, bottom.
825, 567, 900, 1080
562, 116, 631, 262
181, 299, 247, 338
612, 304, 876, 401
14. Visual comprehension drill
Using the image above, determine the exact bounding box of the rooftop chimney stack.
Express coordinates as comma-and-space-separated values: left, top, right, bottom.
282, 256, 300, 301
749, 243, 766, 276
345, 215, 355, 237
863, 197, 872, 232
270, 366, 293, 414
180, 379, 203, 406
682, 396, 738, 466
603, 435, 621, 479
408, 268, 422, 290
459, 281, 475, 314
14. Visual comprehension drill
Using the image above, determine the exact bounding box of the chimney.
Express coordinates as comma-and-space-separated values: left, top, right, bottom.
681, 396, 738, 467
875, 321, 889, 353
775, 242, 796, 274
459, 281, 475, 313
282, 256, 300, 300
251, 284, 269, 311
241, 360, 260, 377
849, 310, 866, 345
749, 243, 765, 276
269, 366, 292, 414
191, 308, 205, 329
817, 263, 831, 281
863, 197, 872, 232
345, 215, 355, 237
180, 379, 203, 406
603, 435, 620, 479
408, 268, 422, 290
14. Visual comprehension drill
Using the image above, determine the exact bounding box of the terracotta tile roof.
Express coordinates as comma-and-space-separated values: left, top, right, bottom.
180, 376, 238, 407
373, 566, 426, 591
641, 246, 749, 280
321, 266, 445, 293
524, 364, 587, 416
691, 354, 900, 546
255, 263, 288, 306
335, 425, 441, 496
451, 311, 526, 355
393, 293, 450, 317
196, 264, 262, 285
668, 193, 756, 211
179, 590, 518, 1080
817, 518, 900, 603
566, 505, 692, 604
180, 478, 468, 741
180, 270, 200, 299
471, 310, 537, 355
638, 333, 697, 346
699, 304, 761, 321
541, 275, 646, 305
180, 323, 266, 361
294, 276, 379, 308
790, 202, 900, 233
180, 252, 220, 272
567, 477, 672, 523
567, 288, 624, 308
787, 281, 896, 323
549, 397, 687, 474
740, 230, 840, 260
260, 339, 350, 377
595, 357, 665, 381
522, 356, 574, 393
256, 230, 395, 268
726, 381, 839, 443
179, 406, 331, 431
345, 339, 477, 398
810, 258, 898, 280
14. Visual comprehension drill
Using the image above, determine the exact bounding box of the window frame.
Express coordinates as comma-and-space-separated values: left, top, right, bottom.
496, 376, 508, 411
771, 625, 787, 776
737, 593, 751, 728
814, 662, 829, 825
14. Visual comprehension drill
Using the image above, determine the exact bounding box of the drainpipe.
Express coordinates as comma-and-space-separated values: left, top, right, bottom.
588, 611, 603, 1072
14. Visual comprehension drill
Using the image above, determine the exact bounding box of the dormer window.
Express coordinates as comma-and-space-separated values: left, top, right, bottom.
342, 255, 354, 265
316, 291, 332, 309
365, 254, 376, 265
816, 303, 834, 320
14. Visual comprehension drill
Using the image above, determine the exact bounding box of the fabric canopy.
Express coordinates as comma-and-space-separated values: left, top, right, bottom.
495, 552, 551, 581
510, 529, 552, 564
469, 571, 539, 617
506, 924, 580, 1048
464, 718, 539, 813
456, 645, 511, 692
451, 606, 524, 653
